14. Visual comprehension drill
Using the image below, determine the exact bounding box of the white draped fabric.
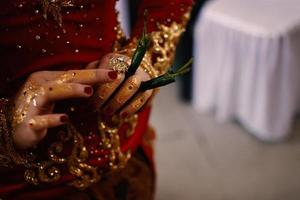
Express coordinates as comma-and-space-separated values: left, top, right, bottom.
193, 0, 300, 141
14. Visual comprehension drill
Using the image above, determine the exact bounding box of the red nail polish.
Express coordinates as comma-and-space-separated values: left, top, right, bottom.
84, 87, 93, 95
108, 71, 118, 80
121, 112, 128, 118
60, 115, 69, 123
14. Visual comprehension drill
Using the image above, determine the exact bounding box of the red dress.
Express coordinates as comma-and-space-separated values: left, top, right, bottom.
0, 0, 193, 199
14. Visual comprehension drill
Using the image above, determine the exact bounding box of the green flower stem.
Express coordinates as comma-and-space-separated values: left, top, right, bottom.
126, 10, 150, 78
124, 9, 193, 92
140, 58, 193, 91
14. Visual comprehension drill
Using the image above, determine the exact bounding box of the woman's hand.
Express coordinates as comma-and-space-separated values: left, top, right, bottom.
12, 69, 117, 149
89, 53, 154, 118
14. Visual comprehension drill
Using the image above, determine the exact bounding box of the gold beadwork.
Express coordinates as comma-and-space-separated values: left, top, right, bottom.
41, 0, 75, 26
67, 125, 100, 189
115, 10, 191, 77
149, 21, 185, 74
98, 114, 136, 170
149, 10, 191, 74
23, 114, 137, 190
139, 53, 158, 79
0, 98, 35, 168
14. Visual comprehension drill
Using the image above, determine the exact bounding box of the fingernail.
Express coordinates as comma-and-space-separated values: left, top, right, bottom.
108, 71, 118, 80
121, 112, 128, 119
84, 87, 93, 95
60, 115, 69, 123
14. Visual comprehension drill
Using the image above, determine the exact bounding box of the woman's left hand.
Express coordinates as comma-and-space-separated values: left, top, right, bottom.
87, 53, 154, 118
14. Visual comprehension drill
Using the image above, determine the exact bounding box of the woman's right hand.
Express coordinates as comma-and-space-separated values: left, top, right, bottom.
12, 69, 118, 149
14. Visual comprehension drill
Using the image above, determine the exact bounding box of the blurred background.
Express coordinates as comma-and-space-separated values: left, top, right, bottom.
117, 0, 300, 199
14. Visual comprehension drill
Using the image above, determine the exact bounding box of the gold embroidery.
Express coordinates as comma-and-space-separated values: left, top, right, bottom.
139, 53, 158, 79
149, 22, 185, 74
23, 114, 137, 190
0, 99, 14, 168
24, 161, 61, 185
112, 22, 127, 52
41, 0, 75, 26
67, 125, 100, 189
149, 11, 191, 74
98, 115, 135, 170
115, 10, 191, 77
0, 98, 35, 168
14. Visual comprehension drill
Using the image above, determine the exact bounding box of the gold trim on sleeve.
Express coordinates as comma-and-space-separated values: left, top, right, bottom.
115, 10, 191, 77
149, 10, 191, 74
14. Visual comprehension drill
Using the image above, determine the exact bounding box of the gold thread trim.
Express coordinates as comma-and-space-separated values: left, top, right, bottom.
149, 10, 191, 74
23, 114, 137, 190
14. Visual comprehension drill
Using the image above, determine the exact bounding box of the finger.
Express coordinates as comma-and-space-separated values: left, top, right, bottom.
86, 60, 100, 69
103, 75, 141, 115
54, 69, 118, 85
28, 114, 69, 132
91, 73, 125, 110
136, 67, 152, 81
119, 90, 153, 118
42, 82, 94, 102
144, 88, 160, 108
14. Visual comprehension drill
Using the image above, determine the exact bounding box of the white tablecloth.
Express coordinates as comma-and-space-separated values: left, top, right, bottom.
193, 0, 300, 141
